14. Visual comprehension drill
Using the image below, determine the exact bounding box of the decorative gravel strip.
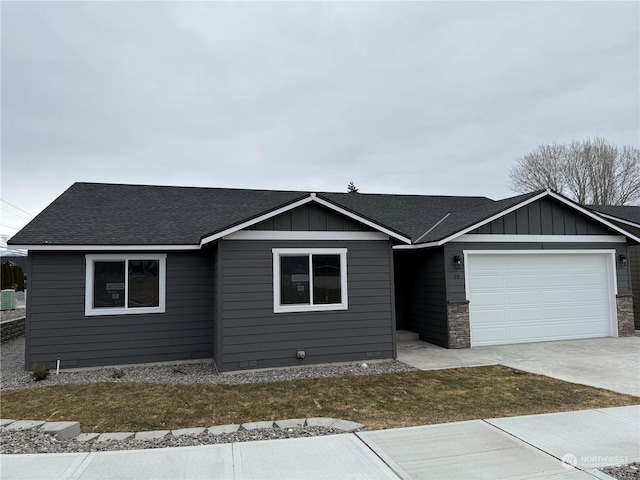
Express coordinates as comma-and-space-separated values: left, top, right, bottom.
599, 463, 640, 480
0, 424, 352, 454
1, 336, 417, 391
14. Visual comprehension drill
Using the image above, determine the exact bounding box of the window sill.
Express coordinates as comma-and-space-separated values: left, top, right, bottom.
274, 303, 348, 314
85, 307, 165, 317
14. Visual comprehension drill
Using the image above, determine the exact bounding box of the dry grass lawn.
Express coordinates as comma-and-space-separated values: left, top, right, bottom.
1, 366, 637, 433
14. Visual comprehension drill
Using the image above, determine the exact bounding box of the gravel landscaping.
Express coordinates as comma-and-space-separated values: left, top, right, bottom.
1, 336, 417, 392
599, 463, 640, 480
0, 424, 349, 454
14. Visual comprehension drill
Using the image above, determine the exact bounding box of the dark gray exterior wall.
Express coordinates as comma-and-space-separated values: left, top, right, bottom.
393, 248, 448, 347
217, 239, 395, 372
443, 242, 630, 302
470, 197, 610, 235
26, 251, 214, 370
629, 245, 640, 329
248, 203, 372, 232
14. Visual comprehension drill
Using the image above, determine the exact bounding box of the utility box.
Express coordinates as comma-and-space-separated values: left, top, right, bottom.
0, 289, 16, 311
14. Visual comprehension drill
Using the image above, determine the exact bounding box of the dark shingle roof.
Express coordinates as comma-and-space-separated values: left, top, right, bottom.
318, 192, 492, 242
7, 182, 541, 246
416, 191, 543, 243
588, 205, 640, 226
9, 183, 308, 245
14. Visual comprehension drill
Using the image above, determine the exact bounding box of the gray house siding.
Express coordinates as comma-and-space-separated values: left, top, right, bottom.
443, 242, 630, 303
470, 197, 610, 235
217, 239, 394, 372
394, 248, 448, 347
26, 251, 214, 370
247, 203, 372, 232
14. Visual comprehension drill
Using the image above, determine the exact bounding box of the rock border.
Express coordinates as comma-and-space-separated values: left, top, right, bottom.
0, 417, 365, 444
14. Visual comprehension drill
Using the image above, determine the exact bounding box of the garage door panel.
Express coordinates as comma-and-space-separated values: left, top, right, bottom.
509, 325, 543, 341
506, 306, 542, 322
540, 273, 575, 287
574, 288, 608, 302
468, 253, 614, 347
573, 273, 607, 287
506, 275, 540, 288
468, 275, 504, 290
472, 327, 508, 344
539, 256, 573, 269
504, 256, 539, 270
472, 292, 505, 306
540, 289, 575, 304
506, 291, 540, 305
542, 305, 574, 320
575, 303, 609, 318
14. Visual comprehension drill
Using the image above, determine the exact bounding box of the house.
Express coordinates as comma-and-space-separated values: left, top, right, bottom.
588, 205, 640, 330
8, 182, 639, 372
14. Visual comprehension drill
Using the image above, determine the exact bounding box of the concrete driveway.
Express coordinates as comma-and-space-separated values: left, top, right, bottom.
397, 336, 640, 396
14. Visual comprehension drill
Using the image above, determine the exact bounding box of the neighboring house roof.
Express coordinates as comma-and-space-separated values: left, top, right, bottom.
8, 182, 640, 249
588, 205, 640, 228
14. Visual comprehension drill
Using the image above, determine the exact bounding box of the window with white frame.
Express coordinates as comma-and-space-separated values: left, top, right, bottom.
272, 248, 348, 313
85, 254, 167, 316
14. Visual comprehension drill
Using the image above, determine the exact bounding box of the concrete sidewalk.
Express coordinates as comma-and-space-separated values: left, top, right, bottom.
2, 406, 638, 480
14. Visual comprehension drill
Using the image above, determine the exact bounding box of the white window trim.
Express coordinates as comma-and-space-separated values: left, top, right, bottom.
272, 248, 348, 313
85, 254, 167, 316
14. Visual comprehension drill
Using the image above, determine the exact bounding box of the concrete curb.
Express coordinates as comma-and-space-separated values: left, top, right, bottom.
0, 417, 366, 442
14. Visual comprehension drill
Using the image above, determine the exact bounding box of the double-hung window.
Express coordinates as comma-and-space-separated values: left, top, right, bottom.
272, 248, 348, 313
85, 254, 167, 316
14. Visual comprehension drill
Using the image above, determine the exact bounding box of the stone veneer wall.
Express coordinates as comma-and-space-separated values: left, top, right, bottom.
447, 301, 470, 348
0, 316, 25, 343
616, 295, 635, 337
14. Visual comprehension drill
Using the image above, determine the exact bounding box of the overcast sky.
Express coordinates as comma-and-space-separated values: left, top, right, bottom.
1, 1, 638, 240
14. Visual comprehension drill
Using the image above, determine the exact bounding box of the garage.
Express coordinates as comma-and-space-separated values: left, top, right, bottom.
466, 251, 617, 347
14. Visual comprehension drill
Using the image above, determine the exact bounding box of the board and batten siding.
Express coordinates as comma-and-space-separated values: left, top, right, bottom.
443, 242, 630, 303
25, 251, 214, 370
394, 249, 448, 347
217, 239, 395, 372
247, 202, 372, 232
470, 197, 611, 235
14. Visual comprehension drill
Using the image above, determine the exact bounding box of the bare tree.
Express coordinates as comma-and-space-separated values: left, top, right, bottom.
508, 138, 640, 205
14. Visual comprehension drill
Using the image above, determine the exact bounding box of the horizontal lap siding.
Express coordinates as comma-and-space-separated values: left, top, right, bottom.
219, 239, 394, 371
27, 251, 213, 369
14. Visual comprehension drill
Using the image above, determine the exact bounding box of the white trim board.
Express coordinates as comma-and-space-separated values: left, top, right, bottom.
593, 211, 640, 229
451, 234, 626, 243
224, 231, 389, 241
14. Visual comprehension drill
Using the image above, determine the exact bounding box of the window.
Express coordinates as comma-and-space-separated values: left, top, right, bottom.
272, 248, 348, 313
85, 254, 166, 316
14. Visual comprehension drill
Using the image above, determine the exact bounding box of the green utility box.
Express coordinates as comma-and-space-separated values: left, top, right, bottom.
0, 289, 16, 311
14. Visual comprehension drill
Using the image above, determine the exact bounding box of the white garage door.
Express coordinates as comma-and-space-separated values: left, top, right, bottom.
467, 252, 616, 347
